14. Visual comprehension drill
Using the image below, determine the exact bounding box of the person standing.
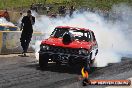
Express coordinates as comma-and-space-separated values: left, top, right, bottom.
20, 10, 35, 56
46, 6, 50, 14
3, 9, 10, 21
69, 6, 75, 17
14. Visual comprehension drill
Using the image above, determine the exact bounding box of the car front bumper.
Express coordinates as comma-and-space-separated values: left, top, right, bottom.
39, 51, 90, 64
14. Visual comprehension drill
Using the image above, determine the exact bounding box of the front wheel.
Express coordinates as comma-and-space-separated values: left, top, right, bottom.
39, 53, 49, 69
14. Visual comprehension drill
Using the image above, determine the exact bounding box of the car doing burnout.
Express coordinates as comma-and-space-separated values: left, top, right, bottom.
39, 26, 98, 69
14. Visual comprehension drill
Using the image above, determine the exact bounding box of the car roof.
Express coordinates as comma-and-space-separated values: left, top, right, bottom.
56, 26, 93, 32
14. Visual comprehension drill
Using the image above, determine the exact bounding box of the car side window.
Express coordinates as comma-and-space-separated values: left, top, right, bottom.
87, 31, 92, 41
91, 31, 96, 41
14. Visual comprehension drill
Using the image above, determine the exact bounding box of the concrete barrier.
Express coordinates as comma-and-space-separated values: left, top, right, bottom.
0, 10, 22, 23
0, 31, 46, 54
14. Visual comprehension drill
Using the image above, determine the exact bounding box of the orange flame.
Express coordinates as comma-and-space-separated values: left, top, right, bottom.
81, 67, 89, 78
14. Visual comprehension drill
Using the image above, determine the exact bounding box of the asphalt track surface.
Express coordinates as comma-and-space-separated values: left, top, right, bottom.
0, 54, 132, 88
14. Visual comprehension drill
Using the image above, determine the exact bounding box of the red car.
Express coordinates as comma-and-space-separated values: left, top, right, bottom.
39, 26, 98, 69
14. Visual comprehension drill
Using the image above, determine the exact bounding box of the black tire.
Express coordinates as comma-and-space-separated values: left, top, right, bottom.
84, 61, 91, 70
83, 54, 92, 71
39, 53, 49, 69
89, 53, 94, 66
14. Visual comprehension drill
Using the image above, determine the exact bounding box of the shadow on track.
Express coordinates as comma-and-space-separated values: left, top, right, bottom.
24, 62, 99, 75
18, 55, 29, 57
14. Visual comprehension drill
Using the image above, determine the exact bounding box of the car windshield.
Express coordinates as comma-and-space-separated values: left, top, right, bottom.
50, 28, 91, 42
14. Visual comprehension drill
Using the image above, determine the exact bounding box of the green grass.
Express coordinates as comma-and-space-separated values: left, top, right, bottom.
0, 0, 132, 10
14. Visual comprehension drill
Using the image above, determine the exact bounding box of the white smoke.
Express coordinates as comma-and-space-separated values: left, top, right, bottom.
34, 41, 41, 60
0, 17, 15, 26
33, 4, 132, 67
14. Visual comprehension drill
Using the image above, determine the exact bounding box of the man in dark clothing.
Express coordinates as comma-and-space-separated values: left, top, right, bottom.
20, 10, 35, 56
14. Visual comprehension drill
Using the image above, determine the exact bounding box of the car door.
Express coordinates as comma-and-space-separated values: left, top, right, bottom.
90, 31, 98, 60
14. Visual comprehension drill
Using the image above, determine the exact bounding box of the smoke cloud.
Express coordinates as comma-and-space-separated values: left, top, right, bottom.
0, 17, 15, 26
33, 4, 132, 67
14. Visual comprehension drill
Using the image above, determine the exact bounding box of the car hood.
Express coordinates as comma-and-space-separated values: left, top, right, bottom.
41, 37, 92, 50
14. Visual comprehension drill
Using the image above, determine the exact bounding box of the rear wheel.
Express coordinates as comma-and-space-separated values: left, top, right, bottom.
39, 54, 49, 69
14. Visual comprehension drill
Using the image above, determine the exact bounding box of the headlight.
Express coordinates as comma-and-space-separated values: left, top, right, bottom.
79, 49, 89, 55
40, 45, 49, 50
